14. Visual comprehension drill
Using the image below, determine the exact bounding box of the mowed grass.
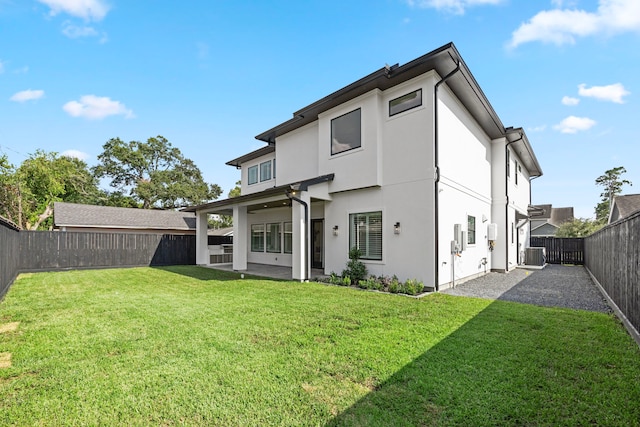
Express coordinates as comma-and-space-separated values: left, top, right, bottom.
0, 267, 639, 426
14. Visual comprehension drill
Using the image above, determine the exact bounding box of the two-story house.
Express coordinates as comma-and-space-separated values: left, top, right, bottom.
186, 42, 542, 290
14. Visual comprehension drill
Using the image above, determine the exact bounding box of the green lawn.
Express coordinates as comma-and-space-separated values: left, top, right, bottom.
1, 266, 639, 426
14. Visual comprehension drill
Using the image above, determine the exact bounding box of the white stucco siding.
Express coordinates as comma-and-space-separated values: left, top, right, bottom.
437, 86, 492, 198
323, 182, 435, 284
381, 77, 435, 187
318, 92, 381, 193
508, 149, 532, 214
437, 182, 493, 288
490, 137, 508, 272
241, 153, 276, 195
274, 122, 319, 186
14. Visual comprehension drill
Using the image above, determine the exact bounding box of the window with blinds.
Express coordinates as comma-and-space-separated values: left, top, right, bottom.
349, 211, 382, 260
266, 223, 281, 253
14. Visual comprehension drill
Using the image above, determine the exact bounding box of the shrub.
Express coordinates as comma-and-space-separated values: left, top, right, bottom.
403, 279, 424, 296
342, 247, 367, 284
342, 276, 351, 286
360, 276, 383, 291
388, 276, 401, 294
329, 272, 342, 286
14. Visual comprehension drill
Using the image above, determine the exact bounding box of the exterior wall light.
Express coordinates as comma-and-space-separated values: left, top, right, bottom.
333, 225, 339, 236
394, 222, 401, 234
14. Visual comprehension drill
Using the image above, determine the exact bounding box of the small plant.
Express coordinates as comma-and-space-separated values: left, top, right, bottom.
342, 276, 351, 286
388, 276, 401, 293
360, 276, 383, 291
329, 272, 342, 285
403, 278, 424, 296
342, 247, 367, 284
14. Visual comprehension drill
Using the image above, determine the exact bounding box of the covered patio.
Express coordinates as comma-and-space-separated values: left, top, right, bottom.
204, 263, 327, 281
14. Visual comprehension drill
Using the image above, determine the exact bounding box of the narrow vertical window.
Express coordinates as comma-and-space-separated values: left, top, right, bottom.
248, 165, 258, 185
349, 211, 382, 261
251, 224, 264, 252
266, 223, 281, 253
283, 222, 292, 254
467, 215, 476, 245
260, 161, 272, 182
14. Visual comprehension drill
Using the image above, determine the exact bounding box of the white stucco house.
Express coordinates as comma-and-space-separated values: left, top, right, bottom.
186, 42, 542, 290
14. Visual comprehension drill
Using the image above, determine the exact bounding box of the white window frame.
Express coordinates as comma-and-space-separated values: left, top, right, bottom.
248, 165, 258, 185
260, 161, 272, 182
349, 211, 382, 261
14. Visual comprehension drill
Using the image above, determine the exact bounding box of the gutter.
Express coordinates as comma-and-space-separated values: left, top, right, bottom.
433, 60, 461, 291
285, 191, 309, 281
505, 132, 523, 272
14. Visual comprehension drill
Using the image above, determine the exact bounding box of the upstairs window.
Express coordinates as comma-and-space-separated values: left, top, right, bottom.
260, 161, 272, 182
248, 165, 258, 185
331, 108, 361, 155
349, 211, 382, 261
389, 89, 422, 116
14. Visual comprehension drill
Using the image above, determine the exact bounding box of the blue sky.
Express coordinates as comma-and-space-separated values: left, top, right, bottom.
1, 0, 638, 218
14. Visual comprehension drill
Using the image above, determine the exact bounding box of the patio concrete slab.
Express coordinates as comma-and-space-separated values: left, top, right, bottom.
204, 263, 326, 281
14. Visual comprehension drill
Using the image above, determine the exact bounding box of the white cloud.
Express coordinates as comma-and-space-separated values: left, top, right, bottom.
406, 0, 503, 15
38, 0, 110, 21
62, 23, 98, 38
63, 95, 134, 120
10, 89, 45, 102
562, 96, 580, 106
61, 149, 90, 160
553, 116, 597, 133
578, 83, 630, 103
509, 0, 640, 48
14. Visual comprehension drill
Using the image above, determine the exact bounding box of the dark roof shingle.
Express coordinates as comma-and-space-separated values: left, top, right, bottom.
54, 202, 196, 230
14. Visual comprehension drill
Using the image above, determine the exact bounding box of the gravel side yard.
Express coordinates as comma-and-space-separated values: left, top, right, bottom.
442, 264, 611, 313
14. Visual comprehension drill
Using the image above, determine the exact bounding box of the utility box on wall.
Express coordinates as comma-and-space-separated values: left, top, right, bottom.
487, 223, 498, 241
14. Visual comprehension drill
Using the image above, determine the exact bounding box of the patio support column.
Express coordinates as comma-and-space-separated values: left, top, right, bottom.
195, 211, 209, 265
233, 205, 247, 271
291, 191, 310, 281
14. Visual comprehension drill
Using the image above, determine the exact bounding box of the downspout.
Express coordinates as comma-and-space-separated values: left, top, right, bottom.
505, 133, 523, 272
286, 191, 309, 281
433, 60, 461, 291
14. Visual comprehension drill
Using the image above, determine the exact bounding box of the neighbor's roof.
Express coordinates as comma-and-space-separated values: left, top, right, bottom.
254, 41, 542, 178
548, 207, 574, 227
529, 205, 574, 229
54, 202, 196, 230
610, 194, 640, 222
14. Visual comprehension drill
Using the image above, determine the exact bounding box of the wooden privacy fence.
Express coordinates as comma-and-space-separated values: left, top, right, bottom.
0, 217, 21, 299
585, 212, 640, 339
22, 231, 196, 272
530, 237, 585, 265
0, 221, 196, 299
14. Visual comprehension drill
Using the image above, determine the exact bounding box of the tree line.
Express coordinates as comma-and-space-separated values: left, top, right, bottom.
555, 166, 632, 237
0, 136, 226, 230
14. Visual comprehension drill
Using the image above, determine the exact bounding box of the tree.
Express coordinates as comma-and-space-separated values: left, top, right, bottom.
555, 218, 602, 237
228, 180, 241, 198
594, 166, 632, 223
93, 136, 222, 209
208, 181, 241, 229
0, 151, 101, 230
0, 154, 20, 225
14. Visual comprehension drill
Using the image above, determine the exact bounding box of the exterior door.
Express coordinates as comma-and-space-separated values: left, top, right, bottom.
311, 219, 324, 269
